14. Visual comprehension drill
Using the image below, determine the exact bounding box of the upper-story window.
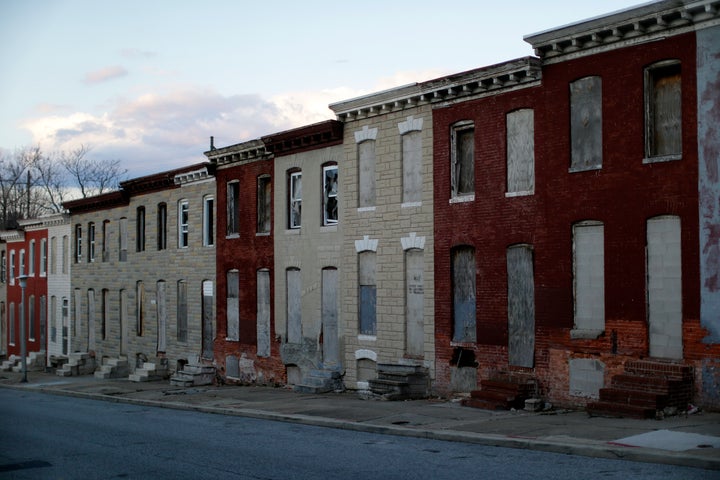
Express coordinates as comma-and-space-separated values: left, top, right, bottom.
227, 181, 240, 236
19, 249, 26, 276
50, 237, 57, 274
506, 108, 535, 196
29, 240, 35, 276
62, 236, 68, 273
157, 204, 167, 250
203, 195, 214, 247
9, 250, 15, 284
451, 121, 475, 199
399, 116, 423, 205
119, 217, 128, 262
355, 126, 378, 209
88, 222, 96, 262
178, 199, 189, 248
570, 76, 602, 172
257, 175, 272, 234
74, 224, 82, 263
0, 251, 5, 283
288, 170, 302, 229
102, 220, 110, 262
323, 164, 338, 226
136, 207, 146, 252
40, 238, 47, 275
645, 60, 682, 162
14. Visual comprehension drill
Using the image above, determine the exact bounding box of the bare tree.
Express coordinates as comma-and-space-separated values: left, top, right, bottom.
60, 145, 127, 198
0, 146, 42, 228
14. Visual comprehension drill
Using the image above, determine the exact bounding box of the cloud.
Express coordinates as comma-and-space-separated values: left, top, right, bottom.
84, 66, 128, 85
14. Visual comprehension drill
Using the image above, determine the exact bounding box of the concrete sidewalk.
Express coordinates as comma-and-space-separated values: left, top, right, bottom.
1, 371, 718, 471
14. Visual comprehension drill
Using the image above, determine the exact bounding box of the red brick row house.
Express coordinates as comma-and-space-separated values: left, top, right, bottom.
433, 0, 720, 412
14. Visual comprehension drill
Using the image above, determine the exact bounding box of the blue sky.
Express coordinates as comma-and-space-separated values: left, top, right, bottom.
0, 0, 640, 178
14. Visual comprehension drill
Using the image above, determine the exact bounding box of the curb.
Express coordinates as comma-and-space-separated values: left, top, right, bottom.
3, 383, 719, 471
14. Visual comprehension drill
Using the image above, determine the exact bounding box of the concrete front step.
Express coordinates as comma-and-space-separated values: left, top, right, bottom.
169, 363, 215, 387
94, 358, 130, 379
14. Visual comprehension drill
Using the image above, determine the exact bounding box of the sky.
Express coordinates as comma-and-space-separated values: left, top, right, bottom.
0, 0, 644, 179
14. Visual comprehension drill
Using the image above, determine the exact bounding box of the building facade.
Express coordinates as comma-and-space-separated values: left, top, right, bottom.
63, 164, 216, 373
205, 140, 283, 384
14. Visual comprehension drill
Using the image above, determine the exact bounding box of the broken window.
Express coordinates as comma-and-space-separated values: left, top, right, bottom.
572, 221, 605, 338
257, 175, 272, 234
227, 181, 240, 236
358, 251, 377, 335
289, 170, 302, 229
9, 250, 15, 285
645, 60, 682, 161
323, 164, 338, 225
226, 270, 239, 341
570, 76, 602, 171
0, 251, 5, 283
452, 246, 476, 343
451, 121, 475, 198
506, 109, 535, 194
102, 220, 110, 261
74, 224, 82, 263
178, 200, 189, 248
203, 196, 214, 247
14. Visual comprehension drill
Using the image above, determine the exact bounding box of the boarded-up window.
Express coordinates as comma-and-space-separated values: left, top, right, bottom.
405, 249, 424, 356
323, 165, 338, 225
645, 61, 682, 160
286, 268, 302, 343
136, 281, 144, 336
572, 221, 605, 336
226, 270, 239, 341
177, 280, 188, 342
289, 171, 302, 229
570, 76, 603, 171
402, 130, 422, 204
452, 246, 476, 342
256, 270, 270, 357
227, 181, 240, 235
157, 281, 167, 352
322, 268, 340, 366
506, 109, 535, 194
358, 140, 376, 208
359, 251, 377, 335
119, 218, 128, 262
451, 122, 474, 198
257, 175, 272, 233
507, 245, 535, 367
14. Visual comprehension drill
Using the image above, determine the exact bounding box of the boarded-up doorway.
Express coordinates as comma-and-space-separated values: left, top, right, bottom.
647, 216, 683, 360
202, 280, 214, 359
507, 245, 534, 367
322, 268, 340, 367
405, 249, 424, 357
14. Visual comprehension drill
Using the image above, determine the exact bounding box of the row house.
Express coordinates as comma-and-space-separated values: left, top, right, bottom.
204, 139, 282, 383
0, 214, 70, 369
63, 164, 216, 377
431, 0, 720, 411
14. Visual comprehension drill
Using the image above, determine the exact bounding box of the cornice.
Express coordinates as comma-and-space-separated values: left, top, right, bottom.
63, 190, 128, 213
16, 213, 70, 230
174, 165, 214, 186
329, 57, 542, 122
0, 230, 24, 242
261, 120, 343, 156
203, 139, 269, 167
524, 0, 720, 62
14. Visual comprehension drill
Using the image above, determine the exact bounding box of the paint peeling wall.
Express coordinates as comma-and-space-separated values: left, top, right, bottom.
698, 25, 720, 344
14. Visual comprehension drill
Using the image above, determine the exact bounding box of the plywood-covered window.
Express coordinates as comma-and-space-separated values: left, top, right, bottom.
451, 121, 474, 199
226, 270, 239, 341
572, 221, 605, 338
570, 76, 602, 172
402, 129, 422, 204
507, 244, 535, 367
645, 60, 682, 162
358, 251, 377, 336
506, 109, 535, 195
358, 140, 376, 208
286, 268, 302, 343
452, 246, 476, 343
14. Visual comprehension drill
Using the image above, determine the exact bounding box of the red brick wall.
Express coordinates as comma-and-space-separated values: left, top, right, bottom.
213, 161, 285, 383
433, 33, 712, 405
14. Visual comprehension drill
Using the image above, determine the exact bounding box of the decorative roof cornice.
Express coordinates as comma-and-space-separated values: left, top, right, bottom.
17, 213, 70, 230
261, 120, 343, 156
174, 165, 214, 186
121, 163, 209, 194
329, 57, 542, 121
525, 0, 720, 62
0, 230, 24, 242
203, 139, 269, 167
